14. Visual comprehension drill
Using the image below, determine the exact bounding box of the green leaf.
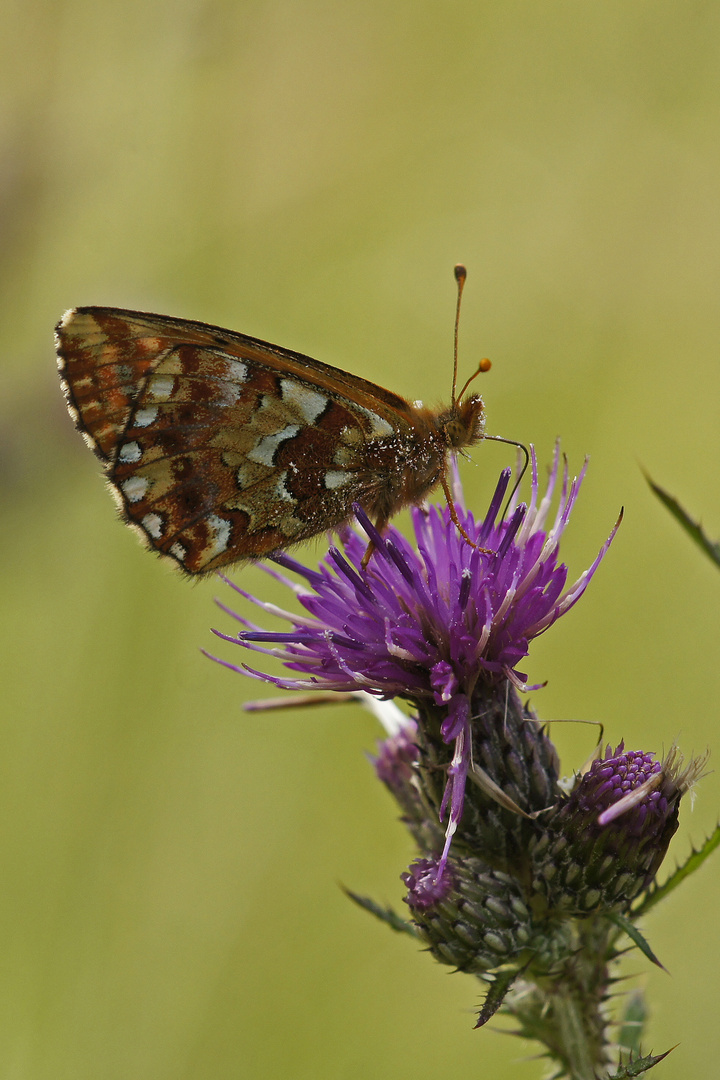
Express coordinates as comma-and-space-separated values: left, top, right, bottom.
633, 822, 720, 918
608, 1046, 675, 1077
341, 886, 421, 938
605, 912, 666, 971
474, 967, 519, 1028
644, 473, 720, 569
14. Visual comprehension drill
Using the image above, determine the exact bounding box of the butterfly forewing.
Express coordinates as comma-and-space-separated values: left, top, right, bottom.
57, 306, 483, 574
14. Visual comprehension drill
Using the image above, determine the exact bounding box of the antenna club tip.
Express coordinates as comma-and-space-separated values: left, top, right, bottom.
453, 264, 467, 283
479, 357, 491, 373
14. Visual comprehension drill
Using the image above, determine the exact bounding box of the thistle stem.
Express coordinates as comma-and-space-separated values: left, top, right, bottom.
551, 987, 600, 1080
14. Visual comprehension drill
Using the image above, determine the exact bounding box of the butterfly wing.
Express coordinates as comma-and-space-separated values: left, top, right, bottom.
56, 306, 441, 573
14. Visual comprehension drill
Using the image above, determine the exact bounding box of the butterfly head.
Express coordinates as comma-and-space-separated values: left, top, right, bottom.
441, 393, 486, 451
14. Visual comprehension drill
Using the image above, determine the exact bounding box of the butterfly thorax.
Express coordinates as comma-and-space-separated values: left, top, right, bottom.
362, 393, 486, 529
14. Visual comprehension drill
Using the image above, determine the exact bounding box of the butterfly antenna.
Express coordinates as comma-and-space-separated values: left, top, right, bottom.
452, 264, 467, 405
452, 264, 491, 404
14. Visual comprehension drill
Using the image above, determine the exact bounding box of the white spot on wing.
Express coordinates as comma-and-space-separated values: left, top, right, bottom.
119, 441, 142, 463
280, 379, 327, 424
142, 513, 164, 539
147, 375, 175, 401
121, 475, 149, 502
134, 406, 159, 427
225, 359, 248, 382
206, 514, 231, 556
247, 424, 300, 467
275, 471, 295, 503
169, 542, 186, 562
324, 469, 352, 489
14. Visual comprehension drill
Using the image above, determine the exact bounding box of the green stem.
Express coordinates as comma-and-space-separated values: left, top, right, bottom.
551, 988, 598, 1080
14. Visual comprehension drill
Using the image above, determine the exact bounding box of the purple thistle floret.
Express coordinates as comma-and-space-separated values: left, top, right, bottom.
580, 743, 667, 834
208, 444, 620, 875
373, 720, 420, 792
402, 858, 455, 911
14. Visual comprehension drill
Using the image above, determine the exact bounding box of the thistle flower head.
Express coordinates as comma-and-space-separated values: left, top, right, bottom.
211, 444, 616, 698
208, 444, 620, 874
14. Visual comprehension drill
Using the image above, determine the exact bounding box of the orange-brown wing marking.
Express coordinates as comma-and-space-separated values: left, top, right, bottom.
56, 306, 437, 573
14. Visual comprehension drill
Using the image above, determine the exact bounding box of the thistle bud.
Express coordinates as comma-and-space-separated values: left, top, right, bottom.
530, 743, 703, 913
403, 855, 533, 974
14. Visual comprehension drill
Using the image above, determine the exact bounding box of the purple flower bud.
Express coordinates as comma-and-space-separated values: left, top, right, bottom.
530, 744, 707, 912
374, 722, 419, 792
402, 855, 534, 975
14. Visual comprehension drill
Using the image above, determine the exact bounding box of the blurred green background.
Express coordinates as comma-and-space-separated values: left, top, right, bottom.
2, 2, 719, 1077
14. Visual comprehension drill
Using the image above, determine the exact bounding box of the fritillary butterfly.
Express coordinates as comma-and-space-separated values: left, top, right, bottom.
56, 268, 489, 575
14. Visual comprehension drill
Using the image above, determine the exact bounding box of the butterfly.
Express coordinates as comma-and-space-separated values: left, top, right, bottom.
55, 269, 490, 575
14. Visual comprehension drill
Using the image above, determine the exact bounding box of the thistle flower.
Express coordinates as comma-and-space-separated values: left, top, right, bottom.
209, 443, 620, 877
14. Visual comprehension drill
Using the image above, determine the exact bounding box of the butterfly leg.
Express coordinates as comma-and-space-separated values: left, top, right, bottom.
440, 472, 493, 555
360, 539, 376, 569
360, 510, 391, 569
